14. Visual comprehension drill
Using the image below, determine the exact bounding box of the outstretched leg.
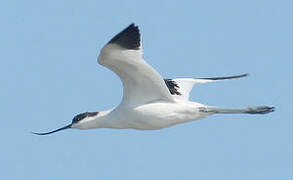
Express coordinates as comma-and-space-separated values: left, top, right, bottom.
199, 106, 275, 115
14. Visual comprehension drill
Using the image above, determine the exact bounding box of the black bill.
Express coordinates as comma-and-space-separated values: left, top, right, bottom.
32, 124, 72, 135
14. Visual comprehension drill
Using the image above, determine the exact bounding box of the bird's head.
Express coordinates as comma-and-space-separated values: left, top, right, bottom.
32, 112, 99, 135
70, 112, 99, 128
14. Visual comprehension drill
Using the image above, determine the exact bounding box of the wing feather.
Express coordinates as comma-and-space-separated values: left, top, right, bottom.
98, 24, 174, 105
166, 74, 248, 101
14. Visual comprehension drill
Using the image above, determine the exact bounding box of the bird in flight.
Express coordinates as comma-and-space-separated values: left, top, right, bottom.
33, 23, 274, 135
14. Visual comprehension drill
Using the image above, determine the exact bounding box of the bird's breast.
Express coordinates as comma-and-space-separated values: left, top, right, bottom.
108, 101, 207, 130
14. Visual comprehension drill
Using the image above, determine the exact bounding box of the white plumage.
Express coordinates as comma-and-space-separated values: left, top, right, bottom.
33, 23, 274, 135
98, 43, 174, 105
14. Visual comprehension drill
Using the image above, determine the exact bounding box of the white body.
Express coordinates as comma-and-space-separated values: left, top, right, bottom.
34, 24, 273, 135
68, 24, 272, 131
74, 101, 211, 130
71, 24, 215, 130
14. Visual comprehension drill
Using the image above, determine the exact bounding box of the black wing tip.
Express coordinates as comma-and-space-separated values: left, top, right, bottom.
164, 79, 182, 95
199, 73, 249, 80
238, 73, 249, 77
108, 23, 141, 50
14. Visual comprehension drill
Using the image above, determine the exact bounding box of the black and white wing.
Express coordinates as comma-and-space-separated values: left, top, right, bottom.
164, 74, 248, 101
98, 24, 175, 105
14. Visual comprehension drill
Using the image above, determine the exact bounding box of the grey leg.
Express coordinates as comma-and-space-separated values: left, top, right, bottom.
199, 106, 275, 115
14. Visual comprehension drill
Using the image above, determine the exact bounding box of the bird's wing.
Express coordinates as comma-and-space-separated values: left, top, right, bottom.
164, 74, 248, 101
98, 24, 175, 106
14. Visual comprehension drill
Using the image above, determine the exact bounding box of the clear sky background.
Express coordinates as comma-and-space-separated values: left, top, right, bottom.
1, 0, 292, 179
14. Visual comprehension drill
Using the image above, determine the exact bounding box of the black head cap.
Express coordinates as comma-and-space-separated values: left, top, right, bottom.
108, 23, 141, 50
72, 112, 99, 124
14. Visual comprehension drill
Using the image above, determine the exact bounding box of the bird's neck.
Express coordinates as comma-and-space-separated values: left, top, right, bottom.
78, 108, 118, 129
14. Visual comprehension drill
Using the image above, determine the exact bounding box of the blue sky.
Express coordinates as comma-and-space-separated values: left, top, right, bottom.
1, 0, 292, 179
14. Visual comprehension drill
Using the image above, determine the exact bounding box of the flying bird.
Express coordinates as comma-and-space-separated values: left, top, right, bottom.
33, 23, 274, 135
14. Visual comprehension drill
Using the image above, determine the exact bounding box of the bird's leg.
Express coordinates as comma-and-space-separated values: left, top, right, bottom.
199, 106, 275, 115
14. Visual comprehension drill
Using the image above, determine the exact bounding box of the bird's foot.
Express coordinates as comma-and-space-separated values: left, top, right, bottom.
245, 106, 275, 114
